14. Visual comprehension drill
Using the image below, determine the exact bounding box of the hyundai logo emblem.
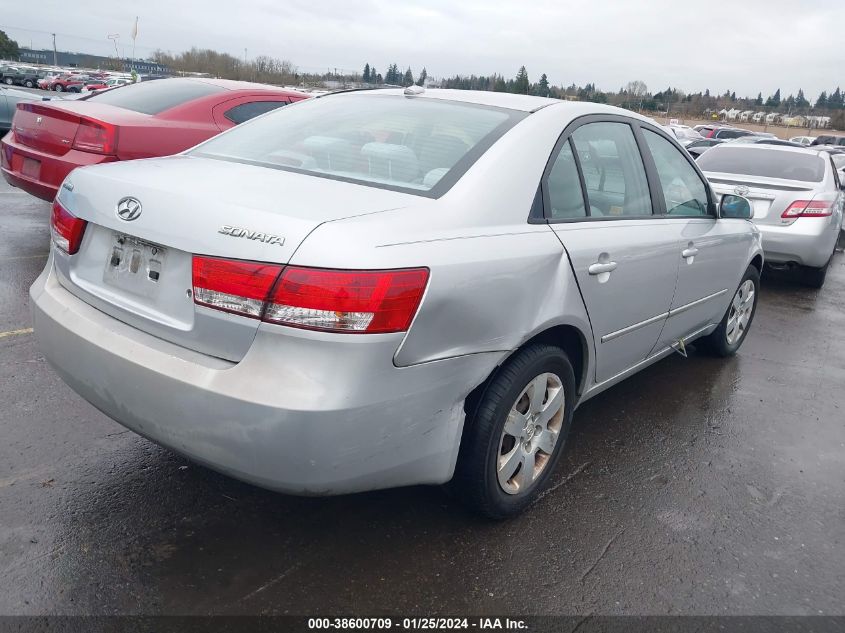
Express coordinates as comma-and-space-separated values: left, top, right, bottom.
116, 197, 142, 221
734, 185, 750, 197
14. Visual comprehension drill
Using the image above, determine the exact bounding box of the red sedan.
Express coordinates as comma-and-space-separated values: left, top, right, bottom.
1, 78, 308, 201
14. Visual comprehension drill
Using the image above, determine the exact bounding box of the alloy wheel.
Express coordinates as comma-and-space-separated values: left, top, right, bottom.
726, 279, 755, 345
497, 372, 565, 495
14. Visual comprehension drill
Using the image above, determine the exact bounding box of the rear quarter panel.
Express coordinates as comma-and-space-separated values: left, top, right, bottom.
289, 102, 599, 384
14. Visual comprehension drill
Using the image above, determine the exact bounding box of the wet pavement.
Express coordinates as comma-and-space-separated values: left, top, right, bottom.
1, 177, 844, 616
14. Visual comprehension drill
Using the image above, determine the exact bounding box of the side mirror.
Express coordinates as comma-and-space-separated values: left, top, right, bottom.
720, 194, 753, 219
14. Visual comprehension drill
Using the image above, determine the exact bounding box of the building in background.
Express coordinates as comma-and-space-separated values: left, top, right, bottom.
17, 48, 170, 75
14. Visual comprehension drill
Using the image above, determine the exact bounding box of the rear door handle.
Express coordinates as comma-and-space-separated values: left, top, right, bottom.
588, 261, 618, 275
682, 247, 699, 258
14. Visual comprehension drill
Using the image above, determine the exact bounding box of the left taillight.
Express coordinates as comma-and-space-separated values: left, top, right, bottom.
192, 256, 284, 319
72, 118, 118, 155
50, 199, 87, 255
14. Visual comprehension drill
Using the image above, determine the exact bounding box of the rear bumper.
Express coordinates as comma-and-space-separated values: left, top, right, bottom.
1, 132, 114, 201
30, 258, 502, 495
757, 219, 840, 268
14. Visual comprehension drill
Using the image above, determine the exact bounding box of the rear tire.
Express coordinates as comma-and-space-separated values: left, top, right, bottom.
53, 84, 63, 92
452, 344, 576, 519
701, 264, 760, 357
3, 77, 13, 85
24, 80, 34, 88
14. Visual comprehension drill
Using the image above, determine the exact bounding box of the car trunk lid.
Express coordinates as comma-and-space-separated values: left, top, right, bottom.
706, 173, 819, 225
54, 155, 417, 361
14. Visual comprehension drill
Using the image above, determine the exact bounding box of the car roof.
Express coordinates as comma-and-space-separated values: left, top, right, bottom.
334, 88, 655, 119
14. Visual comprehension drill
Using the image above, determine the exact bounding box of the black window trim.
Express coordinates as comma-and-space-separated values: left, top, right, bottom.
535, 113, 664, 224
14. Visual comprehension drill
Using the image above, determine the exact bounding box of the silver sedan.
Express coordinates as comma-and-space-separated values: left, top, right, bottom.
700, 144, 844, 287
31, 89, 763, 517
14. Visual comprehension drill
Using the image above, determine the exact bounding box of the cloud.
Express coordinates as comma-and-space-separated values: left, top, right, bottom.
4, 0, 843, 98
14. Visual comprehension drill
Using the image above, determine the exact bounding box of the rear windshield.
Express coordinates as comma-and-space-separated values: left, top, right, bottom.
698, 147, 826, 182
86, 79, 226, 115
191, 94, 524, 196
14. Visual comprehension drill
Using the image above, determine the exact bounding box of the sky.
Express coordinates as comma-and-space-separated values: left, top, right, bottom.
3, 0, 843, 100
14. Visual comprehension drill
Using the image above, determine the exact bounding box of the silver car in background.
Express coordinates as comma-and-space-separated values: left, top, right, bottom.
31, 89, 762, 517
699, 145, 844, 287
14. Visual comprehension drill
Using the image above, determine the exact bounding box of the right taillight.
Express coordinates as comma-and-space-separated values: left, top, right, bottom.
265, 266, 429, 333
190, 258, 429, 334
72, 118, 118, 155
50, 199, 87, 255
781, 200, 833, 220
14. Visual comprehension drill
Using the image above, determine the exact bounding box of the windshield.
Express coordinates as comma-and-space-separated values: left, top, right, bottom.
832, 155, 845, 170
191, 94, 524, 196
698, 147, 826, 182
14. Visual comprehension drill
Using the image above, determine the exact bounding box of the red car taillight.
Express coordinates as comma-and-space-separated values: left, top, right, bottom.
192, 257, 283, 319
50, 199, 87, 255
72, 118, 118, 155
265, 266, 429, 333
781, 200, 834, 219
191, 257, 429, 334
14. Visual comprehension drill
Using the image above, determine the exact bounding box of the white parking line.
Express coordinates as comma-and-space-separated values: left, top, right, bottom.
0, 328, 33, 340
0, 254, 49, 262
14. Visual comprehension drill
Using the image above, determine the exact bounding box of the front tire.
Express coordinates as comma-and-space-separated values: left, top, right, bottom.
701, 265, 760, 357
453, 344, 576, 519
53, 84, 63, 92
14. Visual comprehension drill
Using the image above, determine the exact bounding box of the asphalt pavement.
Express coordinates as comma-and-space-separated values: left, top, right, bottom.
0, 176, 843, 616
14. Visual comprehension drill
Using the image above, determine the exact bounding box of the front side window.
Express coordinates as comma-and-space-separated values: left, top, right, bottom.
192, 94, 523, 196
570, 122, 652, 217
643, 129, 710, 216
546, 140, 587, 219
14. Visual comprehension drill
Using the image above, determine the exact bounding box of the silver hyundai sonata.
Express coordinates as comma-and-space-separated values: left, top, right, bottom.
31, 88, 763, 517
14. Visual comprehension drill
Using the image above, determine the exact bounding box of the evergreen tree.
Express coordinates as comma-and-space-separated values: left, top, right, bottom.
403, 67, 414, 87
815, 91, 828, 109
765, 89, 781, 107
493, 74, 507, 92
416, 67, 427, 87
795, 89, 808, 108
755, 92, 763, 106
514, 66, 530, 95
534, 73, 550, 97
362, 63, 371, 83
830, 87, 843, 109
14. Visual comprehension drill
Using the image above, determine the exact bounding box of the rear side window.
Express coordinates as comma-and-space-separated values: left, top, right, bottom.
546, 140, 587, 219
570, 122, 652, 217
224, 100, 287, 124
86, 79, 226, 115
642, 129, 709, 216
698, 147, 826, 182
